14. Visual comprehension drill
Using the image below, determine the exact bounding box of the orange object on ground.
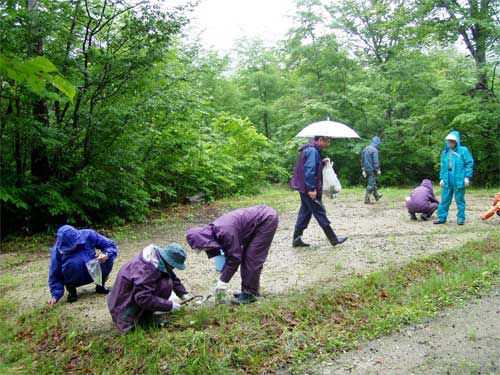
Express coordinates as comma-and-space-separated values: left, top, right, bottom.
481, 192, 500, 220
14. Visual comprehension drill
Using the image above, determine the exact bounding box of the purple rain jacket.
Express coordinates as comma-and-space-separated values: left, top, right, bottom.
186, 206, 279, 294
290, 140, 323, 194
107, 245, 187, 333
406, 179, 439, 213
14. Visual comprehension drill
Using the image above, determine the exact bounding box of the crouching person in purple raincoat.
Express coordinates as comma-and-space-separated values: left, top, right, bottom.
186, 205, 279, 305
48, 225, 118, 305
107, 243, 190, 333
406, 179, 440, 221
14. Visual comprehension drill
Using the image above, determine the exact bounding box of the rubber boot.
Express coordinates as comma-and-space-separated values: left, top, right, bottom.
323, 225, 348, 247
373, 189, 383, 202
364, 190, 372, 204
232, 293, 257, 305
66, 285, 78, 303
95, 284, 110, 294
96, 275, 110, 294
292, 228, 310, 248
409, 212, 417, 221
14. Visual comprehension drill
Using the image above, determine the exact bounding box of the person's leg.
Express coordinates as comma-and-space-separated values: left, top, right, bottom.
425, 202, 438, 217
66, 284, 78, 303
455, 188, 466, 224
239, 215, 279, 299
372, 176, 382, 201
304, 195, 347, 246
293, 193, 313, 247
365, 172, 376, 204
436, 186, 453, 223
96, 257, 114, 294
409, 211, 418, 220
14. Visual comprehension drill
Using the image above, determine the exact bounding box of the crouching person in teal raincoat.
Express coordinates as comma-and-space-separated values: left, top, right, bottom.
434, 131, 474, 225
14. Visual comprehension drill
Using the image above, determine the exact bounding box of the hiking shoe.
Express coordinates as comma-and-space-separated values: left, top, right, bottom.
457, 222, 464, 226
232, 293, 257, 305
292, 237, 310, 248
67, 287, 78, 303
433, 220, 446, 225
410, 213, 418, 221
95, 285, 110, 294
420, 214, 429, 221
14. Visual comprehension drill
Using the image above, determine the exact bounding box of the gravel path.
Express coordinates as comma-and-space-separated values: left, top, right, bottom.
310, 288, 500, 375
1, 189, 498, 334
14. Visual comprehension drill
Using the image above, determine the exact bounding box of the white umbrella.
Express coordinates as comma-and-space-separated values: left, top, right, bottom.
296, 119, 360, 139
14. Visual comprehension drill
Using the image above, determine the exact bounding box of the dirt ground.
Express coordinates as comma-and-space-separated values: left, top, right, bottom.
309, 287, 500, 375
1, 189, 498, 335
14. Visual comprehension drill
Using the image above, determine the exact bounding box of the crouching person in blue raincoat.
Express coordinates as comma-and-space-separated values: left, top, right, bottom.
48, 225, 118, 305
434, 131, 474, 226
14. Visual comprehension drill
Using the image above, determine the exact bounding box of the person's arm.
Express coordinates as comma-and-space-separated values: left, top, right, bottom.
439, 151, 447, 181
169, 270, 188, 297
372, 148, 380, 171
463, 147, 474, 179
48, 248, 65, 302
134, 275, 173, 311
92, 231, 118, 261
218, 230, 242, 283
304, 148, 320, 191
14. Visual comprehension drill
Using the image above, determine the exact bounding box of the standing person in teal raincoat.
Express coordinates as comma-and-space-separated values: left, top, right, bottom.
434, 131, 474, 225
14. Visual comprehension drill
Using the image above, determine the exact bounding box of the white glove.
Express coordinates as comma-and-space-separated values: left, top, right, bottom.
439, 180, 444, 187
171, 301, 182, 312
362, 170, 367, 178
377, 170, 381, 176
215, 279, 229, 292
180, 293, 191, 301
464, 177, 470, 187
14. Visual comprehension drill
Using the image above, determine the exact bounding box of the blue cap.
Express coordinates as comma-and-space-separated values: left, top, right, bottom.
55, 225, 85, 253
157, 243, 187, 271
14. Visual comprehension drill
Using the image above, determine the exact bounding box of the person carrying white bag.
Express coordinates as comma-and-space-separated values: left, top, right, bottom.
322, 158, 341, 199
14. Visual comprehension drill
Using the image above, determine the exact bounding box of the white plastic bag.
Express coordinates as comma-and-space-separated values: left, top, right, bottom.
85, 258, 102, 286
322, 158, 342, 198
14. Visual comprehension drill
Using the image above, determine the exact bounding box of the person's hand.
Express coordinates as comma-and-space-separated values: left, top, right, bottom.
171, 301, 182, 312
464, 177, 470, 187
48, 298, 58, 306
307, 190, 317, 200
362, 169, 367, 178
215, 279, 229, 292
439, 180, 444, 187
377, 170, 381, 176
180, 293, 192, 302
97, 254, 108, 264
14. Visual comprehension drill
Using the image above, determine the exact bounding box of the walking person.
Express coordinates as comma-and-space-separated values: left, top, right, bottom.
290, 136, 348, 248
361, 136, 383, 204
434, 131, 474, 225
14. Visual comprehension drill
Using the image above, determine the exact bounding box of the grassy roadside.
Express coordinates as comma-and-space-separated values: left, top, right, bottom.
0, 232, 498, 374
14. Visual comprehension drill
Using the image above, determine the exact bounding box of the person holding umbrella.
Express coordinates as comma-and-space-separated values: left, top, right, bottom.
290, 136, 348, 248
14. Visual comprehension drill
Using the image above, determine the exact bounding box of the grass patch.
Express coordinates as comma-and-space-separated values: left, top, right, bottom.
0, 232, 498, 374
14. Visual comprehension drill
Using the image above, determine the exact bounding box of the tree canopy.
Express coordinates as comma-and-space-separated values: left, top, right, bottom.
1, 0, 498, 235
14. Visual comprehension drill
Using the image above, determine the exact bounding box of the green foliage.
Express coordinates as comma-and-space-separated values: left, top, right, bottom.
0, 55, 76, 100
1, 0, 498, 235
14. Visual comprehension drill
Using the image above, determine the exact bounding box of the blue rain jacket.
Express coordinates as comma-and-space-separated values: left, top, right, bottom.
439, 131, 474, 189
49, 229, 118, 300
362, 136, 381, 172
